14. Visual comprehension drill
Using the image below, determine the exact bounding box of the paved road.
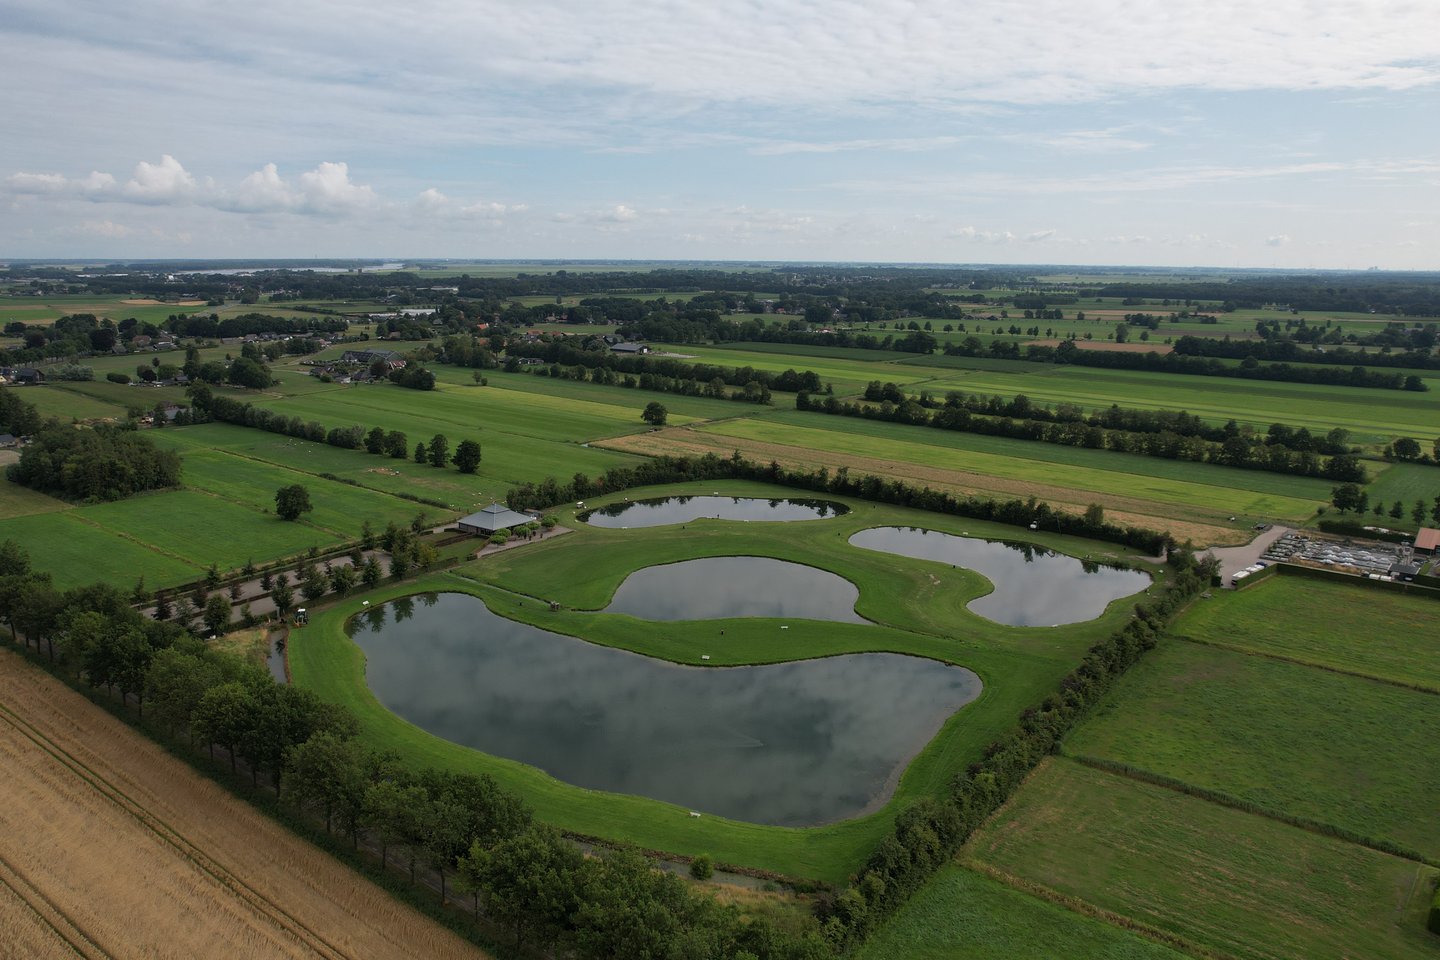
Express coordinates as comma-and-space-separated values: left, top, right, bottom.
1203, 525, 1291, 585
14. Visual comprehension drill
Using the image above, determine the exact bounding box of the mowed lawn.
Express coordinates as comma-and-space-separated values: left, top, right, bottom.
0, 478, 70, 519
966, 758, 1439, 960
910, 364, 1440, 443
433, 366, 760, 421
1064, 637, 1440, 859
1366, 461, 1440, 513
0, 510, 201, 589
855, 865, 1185, 960
698, 417, 1323, 521
1171, 576, 1440, 690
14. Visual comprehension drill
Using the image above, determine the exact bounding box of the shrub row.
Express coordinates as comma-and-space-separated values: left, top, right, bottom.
502, 340, 825, 393
517, 360, 776, 405
506, 452, 1173, 556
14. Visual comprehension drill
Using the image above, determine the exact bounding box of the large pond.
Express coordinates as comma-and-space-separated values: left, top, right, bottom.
849, 527, 1151, 627
603, 556, 868, 624
583, 495, 847, 528
347, 593, 980, 825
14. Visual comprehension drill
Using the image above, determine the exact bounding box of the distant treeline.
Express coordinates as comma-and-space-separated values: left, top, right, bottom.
517, 360, 776, 405
7, 425, 181, 501
952, 339, 1426, 391
507, 453, 1174, 556
165, 312, 349, 339
798, 387, 1368, 482
0, 543, 827, 960
1172, 335, 1439, 371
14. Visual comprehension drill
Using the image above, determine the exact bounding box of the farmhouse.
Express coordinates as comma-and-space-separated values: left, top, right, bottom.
1415, 528, 1440, 557
340, 349, 407, 369
457, 503, 534, 536
610, 341, 650, 355
0, 434, 18, 448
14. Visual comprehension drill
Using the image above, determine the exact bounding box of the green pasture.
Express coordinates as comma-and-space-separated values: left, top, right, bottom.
1065, 636, 1440, 859
430, 366, 749, 421
967, 758, 1439, 960
652, 344, 938, 395
698, 417, 1324, 523
765, 409, 1336, 502
78, 489, 329, 571
1171, 575, 1440, 690
250, 381, 642, 491
12, 384, 132, 421
0, 509, 201, 590
1366, 462, 1440, 510
856, 865, 1184, 960
288, 481, 1164, 882
905, 364, 1440, 443
0, 478, 69, 519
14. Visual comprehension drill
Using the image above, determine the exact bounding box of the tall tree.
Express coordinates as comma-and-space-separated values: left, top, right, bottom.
453, 439, 482, 474
274, 484, 312, 522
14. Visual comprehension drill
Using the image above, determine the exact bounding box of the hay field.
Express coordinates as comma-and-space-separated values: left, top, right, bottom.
0, 649, 486, 960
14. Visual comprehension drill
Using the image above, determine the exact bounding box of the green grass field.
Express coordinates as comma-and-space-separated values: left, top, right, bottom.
0, 509, 202, 589
1170, 576, 1440, 690
966, 758, 1439, 960
1064, 636, 1440, 859
1366, 462, 1440, 513
0, 477, 69, 519
697, 417, 1323, 523
288, 481, 1164, 882
854, 865, 1185, 960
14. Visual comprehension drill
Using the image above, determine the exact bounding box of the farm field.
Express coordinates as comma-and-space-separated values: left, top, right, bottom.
699, 418, 1322, 524
1366, 461, 1440, 510
1171, 575, 1440, 690
965, 757, 1439, 960
1065, 633, 1440, 860
290, 481, 1160, 882
0, 648, 486, 960
429, 365, 749, 421
900, 364, 1440, 443
853, 865, 1185, 960
0, 510, 202, 590
653, 343, 941, 394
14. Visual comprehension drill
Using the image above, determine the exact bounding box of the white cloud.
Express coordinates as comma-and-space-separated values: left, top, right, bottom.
296, 162, 376, 214
77, 219, 132, 238
1267, 234, 1291, 246
228, 163, 296, 212
121, 154, 197, 203
1024, 229, 1056, 242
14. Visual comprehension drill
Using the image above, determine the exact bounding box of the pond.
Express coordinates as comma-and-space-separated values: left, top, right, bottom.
603, 556, 868, 624
849, 527, 1151, 627
582, 495, 847, 528
347, 593, 981, 826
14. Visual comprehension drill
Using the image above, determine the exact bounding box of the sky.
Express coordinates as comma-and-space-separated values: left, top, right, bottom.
2, 0, 1438, 268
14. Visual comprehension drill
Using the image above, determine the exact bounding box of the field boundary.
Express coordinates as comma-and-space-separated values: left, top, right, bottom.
1062, 752, 1440, 868
1172, 632, 1440, 697
0, 849, 112, 959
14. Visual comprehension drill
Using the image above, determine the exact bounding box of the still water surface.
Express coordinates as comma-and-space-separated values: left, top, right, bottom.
348, 593, 980, 825
583, 495, 846, 528
849, 527, 1150, 626
603, 556, 867, 623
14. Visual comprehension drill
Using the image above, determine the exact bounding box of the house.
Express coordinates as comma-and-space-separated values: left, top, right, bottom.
457, 503, 534, 536
610, 342, 650, 355
1415, 528, 1440, 557
0, 434, 17, 448
1390, 561, 1421, 582
340, 349, 406, 369
12, 368, 44, 385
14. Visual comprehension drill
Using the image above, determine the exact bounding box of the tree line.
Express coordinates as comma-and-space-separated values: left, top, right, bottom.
951, 339, 1426, 391
803, 388, 1369, 483
0, 388, 43, 436
7, 425, 182, 501
515, 359, 777, 405
507, 452, 1174, 556
498, 340, 825, 393
0, 541, 827, 960
1173, 334, 1440, 371
185, 385, 480, 476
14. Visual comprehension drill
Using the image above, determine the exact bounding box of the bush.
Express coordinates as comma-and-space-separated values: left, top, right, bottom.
106, 371, 131, 384
689, 854, 714, 881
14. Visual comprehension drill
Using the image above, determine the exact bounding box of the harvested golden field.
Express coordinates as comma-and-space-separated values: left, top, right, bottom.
0, 649, 487, 960
595, 427, 1239, 546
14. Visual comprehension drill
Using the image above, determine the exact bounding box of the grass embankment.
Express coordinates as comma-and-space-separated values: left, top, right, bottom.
966, 758, 1439, 960
853, 865, 1186, 960
289, 482, 1158, 883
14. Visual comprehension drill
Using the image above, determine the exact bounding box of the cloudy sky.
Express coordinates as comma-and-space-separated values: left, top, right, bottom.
3, 0, 1438, 267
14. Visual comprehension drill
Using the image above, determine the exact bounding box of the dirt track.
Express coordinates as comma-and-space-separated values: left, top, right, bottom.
0, 649, 487, 960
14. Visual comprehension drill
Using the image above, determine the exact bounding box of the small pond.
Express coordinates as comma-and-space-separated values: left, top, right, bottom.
583, 495, 847, 528
849, 527, 1151, 627
347, 593, 980, 825
603, 556, 867, 624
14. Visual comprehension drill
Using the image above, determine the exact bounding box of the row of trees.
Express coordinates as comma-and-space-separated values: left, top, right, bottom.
6, 425, 182, 501
521, 360, 775, 405
1330, 485, 1440, 524
0, 388, 42, 436
187, 387, 481, 475
1172, 334, 1440, 371
948, 339, 1427, 391
819, 551, 1215, 947
0, 541, 826, 960
499, 340, 825, 394
507, 452, 1174, 556
802, 392, 1368, 482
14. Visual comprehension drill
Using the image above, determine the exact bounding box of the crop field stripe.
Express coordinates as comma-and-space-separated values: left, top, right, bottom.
0, 699, 367, 960
58, 510, 201, 570
1173, 632, 1440, 697
0, 851, 110, 959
